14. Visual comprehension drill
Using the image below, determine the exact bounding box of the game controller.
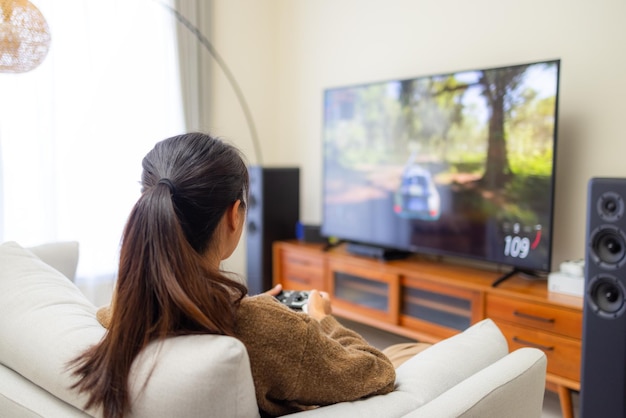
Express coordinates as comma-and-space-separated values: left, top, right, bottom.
275, 290, 310, 310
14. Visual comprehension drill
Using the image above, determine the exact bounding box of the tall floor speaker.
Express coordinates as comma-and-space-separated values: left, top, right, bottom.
246, 166, 299, 295
581, 177, 626, 418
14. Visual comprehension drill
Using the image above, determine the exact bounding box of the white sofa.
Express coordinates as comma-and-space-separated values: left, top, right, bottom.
0, 241, 547, 417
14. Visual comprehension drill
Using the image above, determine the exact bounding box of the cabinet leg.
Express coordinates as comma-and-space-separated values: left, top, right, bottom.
557, 385, 574, 418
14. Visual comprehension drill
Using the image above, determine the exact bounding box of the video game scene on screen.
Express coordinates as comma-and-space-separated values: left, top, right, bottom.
322, 60, 560, 273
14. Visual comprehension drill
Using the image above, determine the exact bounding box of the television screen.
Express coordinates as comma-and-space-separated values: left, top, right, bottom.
322, 59, 560, 273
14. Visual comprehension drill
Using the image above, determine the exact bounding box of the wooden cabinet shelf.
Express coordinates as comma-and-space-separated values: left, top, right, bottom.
401, 277, 483, 341
329, 257, 399, 325
272, 240, 583, 418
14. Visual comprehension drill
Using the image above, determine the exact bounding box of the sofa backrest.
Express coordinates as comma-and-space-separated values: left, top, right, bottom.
0, 241, 260, 418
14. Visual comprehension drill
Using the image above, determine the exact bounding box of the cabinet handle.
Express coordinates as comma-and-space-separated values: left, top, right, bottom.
512, 336, 555, 352
513, 310, 555, 323
287, 275, 310, 285
287, 257, 311, 266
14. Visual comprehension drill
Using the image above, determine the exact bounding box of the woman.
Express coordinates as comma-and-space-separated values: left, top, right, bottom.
71, 133, 396, 418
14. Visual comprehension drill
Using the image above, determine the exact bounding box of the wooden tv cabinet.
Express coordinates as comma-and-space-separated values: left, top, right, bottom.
272, 240, 583, 418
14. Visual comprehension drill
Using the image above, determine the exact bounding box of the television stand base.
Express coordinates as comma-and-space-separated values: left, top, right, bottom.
346, 242, 411, 261
491, 268, 542, 287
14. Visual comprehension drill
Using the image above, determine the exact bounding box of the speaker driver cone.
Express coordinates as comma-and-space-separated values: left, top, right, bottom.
590, 225, 626, 269
597, 191, 624, 222
587, 275, 626, 318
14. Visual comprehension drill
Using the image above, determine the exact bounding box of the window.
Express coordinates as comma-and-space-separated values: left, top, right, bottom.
0, 0, 185, 282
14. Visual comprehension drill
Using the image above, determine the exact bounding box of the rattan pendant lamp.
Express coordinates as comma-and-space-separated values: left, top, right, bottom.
0, 0, 50, 73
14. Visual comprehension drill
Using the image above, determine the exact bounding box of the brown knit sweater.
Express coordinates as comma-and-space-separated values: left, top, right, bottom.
235, 295, 396, 416
96, 295, 396, 417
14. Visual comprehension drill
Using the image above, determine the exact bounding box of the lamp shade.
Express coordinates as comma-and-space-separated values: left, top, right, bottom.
0, 0, 51, 73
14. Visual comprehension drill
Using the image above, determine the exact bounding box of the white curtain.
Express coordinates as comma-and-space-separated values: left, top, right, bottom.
0, 0, 185, 282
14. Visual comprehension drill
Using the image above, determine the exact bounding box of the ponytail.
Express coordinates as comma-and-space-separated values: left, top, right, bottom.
118, 180, 245, 338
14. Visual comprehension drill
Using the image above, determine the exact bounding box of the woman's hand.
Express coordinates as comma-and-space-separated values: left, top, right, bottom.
306, 289, 332, 321
264, 284, 283, 297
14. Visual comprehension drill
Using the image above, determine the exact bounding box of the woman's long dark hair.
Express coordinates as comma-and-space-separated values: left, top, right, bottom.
70, 133, 249, 418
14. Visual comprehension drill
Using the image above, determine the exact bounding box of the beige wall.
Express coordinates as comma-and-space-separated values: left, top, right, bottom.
205, 0, 626, 275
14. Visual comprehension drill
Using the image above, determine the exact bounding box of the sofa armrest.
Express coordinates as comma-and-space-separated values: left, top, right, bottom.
0, 241, 260, 418
402, 347, 547, 418
290, 319, 509, 418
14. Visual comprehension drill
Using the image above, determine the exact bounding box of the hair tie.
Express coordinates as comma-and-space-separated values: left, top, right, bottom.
157, 178, 176, 196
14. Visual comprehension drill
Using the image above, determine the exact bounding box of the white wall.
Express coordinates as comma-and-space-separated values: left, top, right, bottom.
206, 0, 626, 273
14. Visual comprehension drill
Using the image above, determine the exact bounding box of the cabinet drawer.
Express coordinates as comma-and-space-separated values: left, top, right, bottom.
486, 294, 582, 339
496, 322, 581, 382
277, 250, 325, 291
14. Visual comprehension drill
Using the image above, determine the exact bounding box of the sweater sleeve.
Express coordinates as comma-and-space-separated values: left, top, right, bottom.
234, 295, 396, 416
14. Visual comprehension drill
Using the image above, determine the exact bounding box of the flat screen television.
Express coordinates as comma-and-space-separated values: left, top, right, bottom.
321, 59, 560, 274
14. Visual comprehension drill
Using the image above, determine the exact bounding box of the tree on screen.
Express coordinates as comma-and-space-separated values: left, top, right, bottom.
478, 64, 529, 189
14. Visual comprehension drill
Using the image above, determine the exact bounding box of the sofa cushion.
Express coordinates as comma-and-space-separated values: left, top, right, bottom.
0, 241, 260, 418
0, 364, 91, 418
0, 241, 104, 415
27, 241, 79, 281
